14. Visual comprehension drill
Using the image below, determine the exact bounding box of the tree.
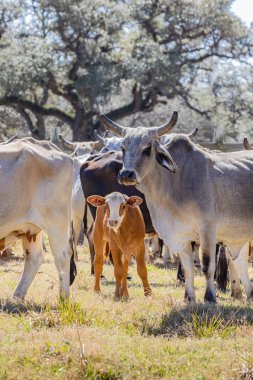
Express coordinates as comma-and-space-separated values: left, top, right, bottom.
0, 0, 252, 140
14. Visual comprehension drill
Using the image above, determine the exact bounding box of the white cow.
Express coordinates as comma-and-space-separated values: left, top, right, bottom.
0, 137, 75, 300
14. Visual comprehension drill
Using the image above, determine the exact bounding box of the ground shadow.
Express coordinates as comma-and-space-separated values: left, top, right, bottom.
148, 304, 253, 337
0, 299, 58, 315
0, 255, 23, 263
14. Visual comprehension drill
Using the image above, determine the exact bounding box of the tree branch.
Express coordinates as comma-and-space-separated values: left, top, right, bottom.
0, 96, 74, 126
13, 105, 34, 133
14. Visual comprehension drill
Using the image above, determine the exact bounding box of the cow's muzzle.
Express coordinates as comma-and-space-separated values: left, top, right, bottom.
118, 169, 137, 185
108, 219, 119, 227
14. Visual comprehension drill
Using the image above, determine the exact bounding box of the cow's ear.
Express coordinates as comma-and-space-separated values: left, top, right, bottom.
87, 195, 105, 207
127, 196, 143, 207
154, 141, 178, 173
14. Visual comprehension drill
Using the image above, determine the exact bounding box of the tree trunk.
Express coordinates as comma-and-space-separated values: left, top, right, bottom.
72, 110, 95, 141
32, 114, 46, 140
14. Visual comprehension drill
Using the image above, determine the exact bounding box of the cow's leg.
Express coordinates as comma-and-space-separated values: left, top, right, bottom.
13, 231, 44, 300
86, 224, 95, 275
200, 229, 216, 303
152, 235, 160, 257
215, 245, 229, 292
72, 217, 82, 261
227, 256, 242, 299
111, 247, 123, 299
93, 241, 105, 293
177, 259, 185, 283
121, 257, 129, 298
193, 242, 201, 268
136, 243, 152, 296
163, 245, 175, 266
48, 228, 72, 300
179, 243, 195, 303
42, 234, 48, 253
233, 243, 253, 299
144, 238, 150, 263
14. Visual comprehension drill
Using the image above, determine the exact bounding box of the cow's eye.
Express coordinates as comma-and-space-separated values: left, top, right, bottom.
122, 205, 126, 210
143, 145, 151, 155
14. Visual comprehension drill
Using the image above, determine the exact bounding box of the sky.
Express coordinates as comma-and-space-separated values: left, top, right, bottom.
231, 0, 253, 25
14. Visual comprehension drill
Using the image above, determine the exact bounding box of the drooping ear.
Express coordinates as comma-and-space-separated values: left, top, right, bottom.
87, 195, 105, 207
127, 196, 143, 207
154, 141, 178, 173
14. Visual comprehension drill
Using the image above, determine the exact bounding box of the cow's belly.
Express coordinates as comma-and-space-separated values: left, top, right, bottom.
150, 209, 196, 252
0, 223, 41, 245
216, 218, 253, 244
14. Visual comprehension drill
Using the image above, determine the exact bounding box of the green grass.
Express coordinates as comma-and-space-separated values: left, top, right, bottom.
0, 242, 253, 379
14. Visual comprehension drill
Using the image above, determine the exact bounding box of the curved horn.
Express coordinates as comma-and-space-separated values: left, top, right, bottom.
58, 134, 75, 150
99, 114, 126, 137
94, 130, 105, 143
103, 130, 109, 138
188, 128, 198, 140
243, 137, 253, 150
150, 111, 178, 137
3, 134, 18, 144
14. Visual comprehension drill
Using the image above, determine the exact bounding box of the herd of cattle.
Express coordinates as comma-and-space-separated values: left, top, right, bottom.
1, 111, 253, 304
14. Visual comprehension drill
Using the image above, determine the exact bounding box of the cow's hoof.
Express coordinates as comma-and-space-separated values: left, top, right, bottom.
231, 289, 243, 299
13, 291, 25, 301
184, 292, 196, 305
246, 290, 253, 301
204, 289, 216, 303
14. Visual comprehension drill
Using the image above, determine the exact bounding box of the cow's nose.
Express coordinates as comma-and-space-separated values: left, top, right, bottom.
119, 170, 137, 184
109, 220, 118, 227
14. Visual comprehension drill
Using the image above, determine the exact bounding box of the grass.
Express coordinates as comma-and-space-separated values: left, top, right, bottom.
0, 242, 253, 379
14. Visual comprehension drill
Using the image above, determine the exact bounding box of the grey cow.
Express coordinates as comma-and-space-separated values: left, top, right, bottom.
99, 111, 253, 303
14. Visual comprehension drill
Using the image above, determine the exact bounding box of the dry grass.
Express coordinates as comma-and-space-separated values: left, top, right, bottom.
0, 241, 253, 379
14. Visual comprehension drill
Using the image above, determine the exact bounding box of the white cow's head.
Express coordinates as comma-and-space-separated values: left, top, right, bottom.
87, 192, 142, 231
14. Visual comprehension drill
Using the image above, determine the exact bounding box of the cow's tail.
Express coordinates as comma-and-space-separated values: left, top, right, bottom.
69, 234, 77, 286
83, 200, 88, 238
177, 259, 185, 284
158, 238, 163, 258
215, 245, 228, 292
71, 220, 78, 261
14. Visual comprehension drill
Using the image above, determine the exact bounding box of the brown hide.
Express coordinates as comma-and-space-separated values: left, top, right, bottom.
92, 202, 151, 298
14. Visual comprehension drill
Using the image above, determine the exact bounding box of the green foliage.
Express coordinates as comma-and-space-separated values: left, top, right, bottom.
189, 312, 236, 339
0, 0, 252, 140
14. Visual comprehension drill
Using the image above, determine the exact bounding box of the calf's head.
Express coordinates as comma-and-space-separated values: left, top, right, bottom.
99, 112, 179, 185
87, 192, 142, 231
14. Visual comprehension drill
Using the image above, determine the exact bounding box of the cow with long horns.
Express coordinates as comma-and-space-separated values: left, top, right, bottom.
58, 134, 103, 156
99, 112, 253, 303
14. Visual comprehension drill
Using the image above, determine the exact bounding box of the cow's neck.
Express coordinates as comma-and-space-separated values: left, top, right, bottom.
136, 156, 195, 251
137, 152, 186, 207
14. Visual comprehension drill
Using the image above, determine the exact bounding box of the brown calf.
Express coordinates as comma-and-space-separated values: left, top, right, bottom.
87, 192, 152, 298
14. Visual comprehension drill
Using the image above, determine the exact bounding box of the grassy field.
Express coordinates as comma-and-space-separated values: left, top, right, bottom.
0, 242, 253, 380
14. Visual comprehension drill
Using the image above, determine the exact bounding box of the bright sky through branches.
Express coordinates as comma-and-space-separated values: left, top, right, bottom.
232, 0, 253, 25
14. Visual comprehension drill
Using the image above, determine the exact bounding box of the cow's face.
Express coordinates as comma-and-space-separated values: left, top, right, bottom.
98, 112, 179, 186
73, 141, 103, 157
87, 192, 142, 231
100, 136, 123, 153
119, 129, 155, 185
118, 130, 178, 185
